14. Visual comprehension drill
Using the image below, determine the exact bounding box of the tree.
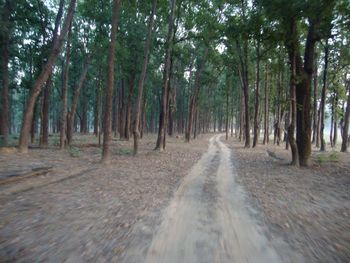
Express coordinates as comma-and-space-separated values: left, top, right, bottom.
0, 0, 11, 146
60, 24, 72, 149
18, 0, 77, 153
341, 80, 350, 152
155, 0, 176, 151
133, 0, 157, 155
101, 0, 122, 163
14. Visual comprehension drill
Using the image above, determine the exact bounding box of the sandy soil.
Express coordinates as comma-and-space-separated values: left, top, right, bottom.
0, 134, 210, 262
226, 137, 350, 263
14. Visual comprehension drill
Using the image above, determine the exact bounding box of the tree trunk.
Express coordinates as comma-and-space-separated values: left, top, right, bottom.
67, 59, 89, 145
320, 40, 329, 151
253, 42, 260, 147
0, 0, 11, 146
133, 0, 157, 155
225, 77, 229, 141
125, 74, 135, 140
312, 52, 318, 144
276, 70, 282, 146
80, 92, 88, 134
40, 76, 51, 146
286, 19, 299, 166
155, 0, 176, 150
60, 24, 72, 149
341, 80, 350, 152
94, 70, 101, 136
185, 47, 209, 142
332, 94, 338, 147
295, 22, 317, 166
18, 0, 77, 153
102, 0, 121, 163
263, 63, 269, 144
39, 0, 65, 147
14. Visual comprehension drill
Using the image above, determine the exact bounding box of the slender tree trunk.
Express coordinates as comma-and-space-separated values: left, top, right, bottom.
239, 90, 244, 141
155, 0, 176, 150
18, 0, 77, 153
125, 74, 135, 140
341, 80, 350, 152
320, 40, 329, 151
225, 78, 229, 141
40, 77, 51, 146
102, 0, 121, 163
263, 63, 269, 144
332, 95, 338, 147
94, 70, 101, 136
185, 48, 208, 142
316, 108, 320, 147
0, 0, 11, 146
40, 0, 65, 147
286, 19, 299, 166
312, 52, 318, 144
67, 59, 89, 145
253, 42, 260, 147
60, 24, 72, 149
118, 79, 125, 138
276, 70, 282, 146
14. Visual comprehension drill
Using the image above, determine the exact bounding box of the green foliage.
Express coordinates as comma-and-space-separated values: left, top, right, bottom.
68, 146, 80, 158
316, 152, 339, 164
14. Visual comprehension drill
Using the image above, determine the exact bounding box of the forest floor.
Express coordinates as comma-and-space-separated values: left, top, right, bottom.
228, 137, 350, 263
0, 134, 210, 262
0, 133, 349, 262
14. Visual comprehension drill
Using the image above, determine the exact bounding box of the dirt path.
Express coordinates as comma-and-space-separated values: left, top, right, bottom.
143, 134, 301, 263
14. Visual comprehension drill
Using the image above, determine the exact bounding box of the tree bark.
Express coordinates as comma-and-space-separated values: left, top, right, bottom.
341, 80, 350, 152
102, 0, 121, 163
263, 63, 269, 144
155, 0, 176, 150
18, 0, 77, 153
286, 19, 299, 166
253, 42, 260, 147
125, 74, 135, 140
59, 24, 72, 149
67, 59, 90, 145
320, 40, 329, 151
185, 48, 209, 142
312, 52, 318, 144
0, 0, 11, 146
40, 0, 65, 147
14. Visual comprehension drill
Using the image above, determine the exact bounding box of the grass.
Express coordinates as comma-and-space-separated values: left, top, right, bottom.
114, 148, 133, 156
316, 151, 339, 164
68, 146, 80, 158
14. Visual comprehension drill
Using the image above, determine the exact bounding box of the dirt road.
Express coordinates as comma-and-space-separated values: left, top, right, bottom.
143, 134, 301, 263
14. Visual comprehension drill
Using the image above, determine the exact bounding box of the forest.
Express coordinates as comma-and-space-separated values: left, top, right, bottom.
0, 0, 350, 262
0, 0, 349, 166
